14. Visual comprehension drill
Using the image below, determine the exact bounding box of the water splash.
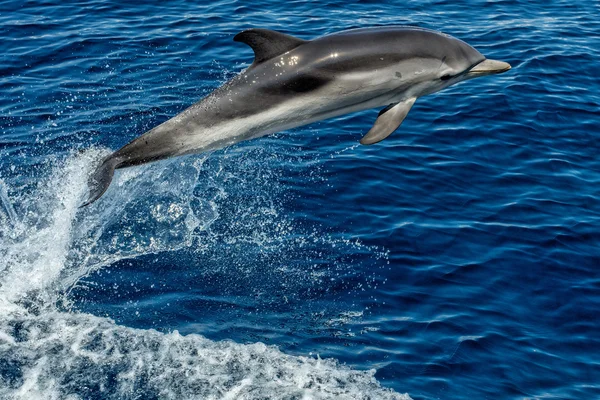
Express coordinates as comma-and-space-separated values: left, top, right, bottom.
0, 152, 93, 307
0, 150, 409, 399
0, 179, 18, 229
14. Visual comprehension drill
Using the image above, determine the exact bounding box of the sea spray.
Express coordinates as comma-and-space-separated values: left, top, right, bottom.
0, 179, 18, 230
0, 150, 409, 399
0, 152, 95, 307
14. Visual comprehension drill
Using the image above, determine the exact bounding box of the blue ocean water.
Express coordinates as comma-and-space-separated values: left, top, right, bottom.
1, 0, 599, 398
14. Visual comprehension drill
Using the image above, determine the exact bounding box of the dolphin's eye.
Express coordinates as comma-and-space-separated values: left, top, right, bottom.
440, 74, 452, 81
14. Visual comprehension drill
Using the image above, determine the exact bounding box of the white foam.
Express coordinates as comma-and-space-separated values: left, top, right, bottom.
0, 150, 411, 399
0, 309, 409, 399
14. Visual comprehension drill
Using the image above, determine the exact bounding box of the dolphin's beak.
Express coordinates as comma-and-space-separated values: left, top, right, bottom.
466, 59, 511, 77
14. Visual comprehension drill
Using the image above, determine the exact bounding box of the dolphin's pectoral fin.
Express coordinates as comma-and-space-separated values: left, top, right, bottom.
360, 98, 416, 145
234, 29, 307, 67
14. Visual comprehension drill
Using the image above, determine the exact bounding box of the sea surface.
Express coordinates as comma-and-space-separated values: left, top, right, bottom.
1, 0, 599, 399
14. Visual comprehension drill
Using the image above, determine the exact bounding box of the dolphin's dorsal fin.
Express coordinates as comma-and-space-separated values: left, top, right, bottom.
234, 29, 307, 67
360, 98, 417, 145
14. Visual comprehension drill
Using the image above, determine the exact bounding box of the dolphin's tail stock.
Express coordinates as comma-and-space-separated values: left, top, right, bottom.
80, 156, 119, 207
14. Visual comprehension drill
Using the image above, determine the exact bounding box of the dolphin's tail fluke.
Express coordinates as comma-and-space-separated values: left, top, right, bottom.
80, 156, 119, 207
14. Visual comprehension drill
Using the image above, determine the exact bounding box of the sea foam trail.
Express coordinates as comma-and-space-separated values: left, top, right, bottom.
0, 150, 410, 399
1, 310, 408, 399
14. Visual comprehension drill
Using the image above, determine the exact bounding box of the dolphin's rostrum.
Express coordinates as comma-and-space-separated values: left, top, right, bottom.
82, 26, 511, 206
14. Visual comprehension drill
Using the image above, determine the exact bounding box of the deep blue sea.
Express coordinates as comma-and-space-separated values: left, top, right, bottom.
1, 0, 599, 399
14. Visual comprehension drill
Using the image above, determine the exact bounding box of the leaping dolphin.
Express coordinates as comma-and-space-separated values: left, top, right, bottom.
82, 26, 510, 206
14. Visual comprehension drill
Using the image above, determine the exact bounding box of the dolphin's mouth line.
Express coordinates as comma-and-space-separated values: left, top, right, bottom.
440, 60, 487, 82
467, 59, 512, 75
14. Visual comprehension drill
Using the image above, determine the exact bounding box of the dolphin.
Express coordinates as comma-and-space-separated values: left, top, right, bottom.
81, 26, 510, 206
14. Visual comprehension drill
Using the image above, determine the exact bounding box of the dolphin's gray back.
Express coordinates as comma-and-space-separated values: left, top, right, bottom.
301, 26, 484, 73
201, 26, 485, 122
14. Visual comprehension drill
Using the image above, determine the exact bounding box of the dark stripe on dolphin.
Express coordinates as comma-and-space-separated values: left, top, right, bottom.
259, 74, 331, 95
